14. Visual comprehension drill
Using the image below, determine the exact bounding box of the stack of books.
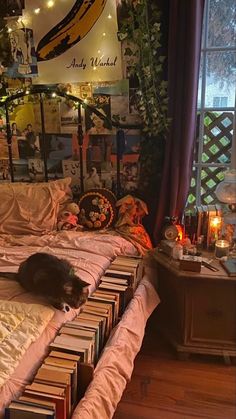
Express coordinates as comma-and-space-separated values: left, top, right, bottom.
5, 255, 143, 419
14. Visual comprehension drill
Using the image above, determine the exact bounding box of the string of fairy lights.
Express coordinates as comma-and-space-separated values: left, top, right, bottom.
4, 0, 115, 84
1, 0, 119, 104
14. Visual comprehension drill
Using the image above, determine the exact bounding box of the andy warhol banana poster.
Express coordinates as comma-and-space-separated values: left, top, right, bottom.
23, 0, 122, 83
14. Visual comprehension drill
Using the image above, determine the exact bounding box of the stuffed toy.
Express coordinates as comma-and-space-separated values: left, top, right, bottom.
57, 202, 80, 231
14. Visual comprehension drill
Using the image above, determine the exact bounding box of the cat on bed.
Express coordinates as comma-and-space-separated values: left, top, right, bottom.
16, 252, 89, 311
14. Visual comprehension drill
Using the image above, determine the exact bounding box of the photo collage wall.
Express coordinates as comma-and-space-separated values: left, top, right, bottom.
0, 79, 142, 196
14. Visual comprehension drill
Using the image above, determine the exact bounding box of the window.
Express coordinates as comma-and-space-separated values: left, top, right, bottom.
213, 97, 228, 107
187, 0, 236, 209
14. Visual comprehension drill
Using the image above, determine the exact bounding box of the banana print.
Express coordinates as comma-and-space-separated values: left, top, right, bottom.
36, 0, 107, 61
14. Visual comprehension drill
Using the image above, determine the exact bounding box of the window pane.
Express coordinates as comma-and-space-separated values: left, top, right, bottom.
202, 111, 233, 164
205, 51, 236, 108
207, 0, 236, 47
201, 167, 225, 205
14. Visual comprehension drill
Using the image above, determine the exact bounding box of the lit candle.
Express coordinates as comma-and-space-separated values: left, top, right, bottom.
215, 240, 230, 259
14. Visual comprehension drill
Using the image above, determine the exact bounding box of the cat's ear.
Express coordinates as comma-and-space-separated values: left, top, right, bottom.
77, 278, 90, 289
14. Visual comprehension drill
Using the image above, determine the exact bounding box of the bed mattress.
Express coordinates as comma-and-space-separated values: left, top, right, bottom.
0, 230, 137, 413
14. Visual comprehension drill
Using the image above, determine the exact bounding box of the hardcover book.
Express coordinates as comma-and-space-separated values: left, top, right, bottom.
220, 259, 236, 277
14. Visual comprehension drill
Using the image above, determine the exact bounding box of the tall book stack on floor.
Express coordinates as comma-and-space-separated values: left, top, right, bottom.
5, 255, 143, 419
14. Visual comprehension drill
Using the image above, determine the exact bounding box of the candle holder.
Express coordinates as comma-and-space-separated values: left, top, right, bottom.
214, 239, 230, 259
208, 216, 222, 248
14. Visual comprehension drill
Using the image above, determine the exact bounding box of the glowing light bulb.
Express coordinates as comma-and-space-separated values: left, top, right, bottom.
97, 49, 101, 54
47, 0, 55, 8
102, 32, 106, 37
7, 27, 12, 33
34, 8, 41, 14
51, 92, 57, 97
25, 89, 30, 94
107, 14, 112, 19
93, 66, 97, 70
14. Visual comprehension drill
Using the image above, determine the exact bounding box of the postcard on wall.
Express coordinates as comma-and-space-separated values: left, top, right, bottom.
6, 28, 38, 78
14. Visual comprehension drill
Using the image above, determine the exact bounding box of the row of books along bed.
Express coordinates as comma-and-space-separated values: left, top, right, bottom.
4, 255, 160, 419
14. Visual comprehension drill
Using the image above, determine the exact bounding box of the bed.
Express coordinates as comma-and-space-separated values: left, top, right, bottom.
0, 177, 160, 419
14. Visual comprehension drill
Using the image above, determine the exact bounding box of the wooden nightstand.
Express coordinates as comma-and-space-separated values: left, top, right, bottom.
151, 250, 236, 362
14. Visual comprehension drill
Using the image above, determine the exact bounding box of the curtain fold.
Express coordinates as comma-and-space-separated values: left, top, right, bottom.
153, 0, 205, 244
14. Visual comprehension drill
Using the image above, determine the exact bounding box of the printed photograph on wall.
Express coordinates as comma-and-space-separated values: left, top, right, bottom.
129, 88, 139, 114
5, 0, 25, 17
111, 133, 141, 155
6, 28, 38, 78
39, 133, 73, 160
34, 100, 61, 133
0, 135, 19, 159
28, 158, 44, 181
121, 161, 139, 192
62, 159, 85, 195
60, 99, 86, 134
85, 94, 113, 135
16, 124, 40, 160
12, 160, 29, 181
0, 159, 10, 181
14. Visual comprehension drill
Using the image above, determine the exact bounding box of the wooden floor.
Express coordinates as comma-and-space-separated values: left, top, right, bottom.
113, 310, 236, 419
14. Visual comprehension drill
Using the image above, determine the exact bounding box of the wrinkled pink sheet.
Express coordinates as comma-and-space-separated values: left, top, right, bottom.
72, 270, 160, 419
0, 230, 137, 416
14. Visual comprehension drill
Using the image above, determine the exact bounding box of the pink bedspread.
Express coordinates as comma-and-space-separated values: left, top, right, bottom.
0, 231, 159, 418
0, 230, 137, 414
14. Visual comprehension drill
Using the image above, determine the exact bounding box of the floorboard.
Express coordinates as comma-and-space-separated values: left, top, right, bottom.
113, 310, 236, 419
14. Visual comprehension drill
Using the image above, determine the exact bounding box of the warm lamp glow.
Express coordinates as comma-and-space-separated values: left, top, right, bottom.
208, 216, 222, 247
210, 216, 222, 229
176, 224, 183, 241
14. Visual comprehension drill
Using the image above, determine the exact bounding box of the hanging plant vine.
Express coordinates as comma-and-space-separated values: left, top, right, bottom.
118, 0, 170, 138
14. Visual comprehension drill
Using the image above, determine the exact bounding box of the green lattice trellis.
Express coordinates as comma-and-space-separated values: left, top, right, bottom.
187, 111, 233, 210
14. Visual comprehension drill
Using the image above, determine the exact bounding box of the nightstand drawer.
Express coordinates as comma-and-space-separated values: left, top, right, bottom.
186, 281, 236, 346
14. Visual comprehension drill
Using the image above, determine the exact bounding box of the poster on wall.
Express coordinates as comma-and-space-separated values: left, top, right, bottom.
6, 28, 38, 78
24, 0, 122, 83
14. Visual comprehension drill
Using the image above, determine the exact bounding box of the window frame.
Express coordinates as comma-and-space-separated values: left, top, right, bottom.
193, 0, 236, 207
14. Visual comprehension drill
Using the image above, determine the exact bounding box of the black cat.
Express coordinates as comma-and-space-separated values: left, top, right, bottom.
16, 252, 89, 311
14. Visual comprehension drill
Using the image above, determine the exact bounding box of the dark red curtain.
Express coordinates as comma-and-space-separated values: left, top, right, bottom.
153, 0, 205, 244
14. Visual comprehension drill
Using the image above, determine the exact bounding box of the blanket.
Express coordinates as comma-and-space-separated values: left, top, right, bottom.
0, 300, 54, 389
